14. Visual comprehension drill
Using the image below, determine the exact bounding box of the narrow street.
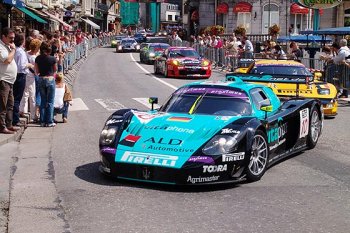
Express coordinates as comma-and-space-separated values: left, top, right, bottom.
2, 46, 350, 233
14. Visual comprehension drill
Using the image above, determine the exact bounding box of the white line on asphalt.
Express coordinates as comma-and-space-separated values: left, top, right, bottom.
95, 98, 126, 111
129, 53, 177, 90
69, 98, 89, 111
133, 98, 161, 109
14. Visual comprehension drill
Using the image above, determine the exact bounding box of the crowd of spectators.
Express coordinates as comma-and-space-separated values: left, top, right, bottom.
0, 27, 114, 134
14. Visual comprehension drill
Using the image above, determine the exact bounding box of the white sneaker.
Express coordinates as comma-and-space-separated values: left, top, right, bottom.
47, 123, 56, 127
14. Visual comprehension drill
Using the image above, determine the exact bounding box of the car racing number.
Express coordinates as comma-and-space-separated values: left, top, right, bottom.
299, 108, 309, 138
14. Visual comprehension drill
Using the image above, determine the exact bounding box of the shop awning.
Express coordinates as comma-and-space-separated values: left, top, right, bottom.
43, 11, 73, 30
16, 7, 47, 24
217, 3, 229, 14
81, 18, 100, 30
233, 2, 252, 13
290, 3, 309, 14
3, 0, 25, 8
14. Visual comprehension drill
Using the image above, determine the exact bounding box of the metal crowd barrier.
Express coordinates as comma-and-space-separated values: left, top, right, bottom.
165, 39, 350, 91
62, 37, 111, 74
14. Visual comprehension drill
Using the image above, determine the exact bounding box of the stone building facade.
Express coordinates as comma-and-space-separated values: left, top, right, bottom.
183, 0, 349, 36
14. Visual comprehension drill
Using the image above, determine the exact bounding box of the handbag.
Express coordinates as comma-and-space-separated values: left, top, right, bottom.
63, 84, 72, 102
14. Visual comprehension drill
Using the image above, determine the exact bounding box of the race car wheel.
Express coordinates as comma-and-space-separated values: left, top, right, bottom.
154, 63, 159, 74
307, 107, 321, 149
164, 66, 168, 78
246, 130, 269, 182
140, 55, 143, 63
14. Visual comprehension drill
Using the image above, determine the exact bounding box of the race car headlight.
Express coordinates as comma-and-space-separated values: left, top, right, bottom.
135, 44, 140, 50
317, 88, 330, 95
99, 127, 117, 145
172, 60, 182, 66
202, 135, 238, 155
118, 46, 122, 50
149, 52, 155, 57
202, 60, 210, 66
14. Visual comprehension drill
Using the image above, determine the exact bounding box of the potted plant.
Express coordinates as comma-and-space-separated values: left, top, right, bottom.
234, 26, 246, 37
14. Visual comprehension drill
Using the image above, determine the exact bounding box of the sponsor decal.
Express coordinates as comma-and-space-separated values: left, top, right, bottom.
106, 118, 122, 125
188, 156, 215, 164
167, 116, 192, 122
215, 116, 232, 121
144, 125, 194, 134
119, 135, 141, 147
299, 108, 309, 138
120, 151, 178, 167
203, 164, 227, 173
222, 152, 245, 162
144, 137, 182, 145
221, 128, 240, 134
267, 117, 287, 150
101, 147, 116, 154
145, 145, 194, 153
187, 175, 220, 184
132, 110, 165, 124
176, 87, 248, 98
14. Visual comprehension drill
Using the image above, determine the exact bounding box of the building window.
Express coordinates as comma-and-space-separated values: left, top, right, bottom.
237, 13, 251, 34
345, 9, 350, 26
175, 15, 179, 21
262, 4, 279, 34
168, 15, 172, 21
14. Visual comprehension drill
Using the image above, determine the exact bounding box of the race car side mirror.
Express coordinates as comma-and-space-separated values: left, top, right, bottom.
261, 104, 273, 119
149, 97, 158, 111
260, 105, 273, 112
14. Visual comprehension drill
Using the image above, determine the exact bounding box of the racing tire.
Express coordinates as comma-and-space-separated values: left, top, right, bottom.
164, 66, 168, 78
154, 63, 159, 74
307, 107, 322, 149
140, 55, 143, 63
245, 130, 269, 182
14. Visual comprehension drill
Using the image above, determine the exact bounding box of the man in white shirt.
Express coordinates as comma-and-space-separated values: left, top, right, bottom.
0, 28, 18, 134
242, 36, 254, 59
331, 40, 350, 64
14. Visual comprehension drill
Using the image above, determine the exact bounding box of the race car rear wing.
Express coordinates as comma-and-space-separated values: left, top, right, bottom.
225, 73, 312, 84
225, 73, 313, 98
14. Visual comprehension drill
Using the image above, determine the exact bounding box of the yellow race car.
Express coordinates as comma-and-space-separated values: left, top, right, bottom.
233, 59, 338, 117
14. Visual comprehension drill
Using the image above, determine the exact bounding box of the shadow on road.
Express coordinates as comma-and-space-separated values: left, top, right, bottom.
75, 162, 242, 192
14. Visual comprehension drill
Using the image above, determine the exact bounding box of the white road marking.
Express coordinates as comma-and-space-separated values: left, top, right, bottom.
129, 53, 177, 90
69, 98, 89, 111
95, 99, 126, 111
133, 98, 161, 109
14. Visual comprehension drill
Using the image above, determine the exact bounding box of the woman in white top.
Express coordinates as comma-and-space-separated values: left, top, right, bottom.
19, 38, 41, 122
54, 73, 72, 123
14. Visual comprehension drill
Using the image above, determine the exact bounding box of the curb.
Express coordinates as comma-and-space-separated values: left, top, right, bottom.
0, 47, 98, 233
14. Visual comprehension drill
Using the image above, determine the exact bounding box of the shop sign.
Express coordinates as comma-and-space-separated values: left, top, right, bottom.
295, 0, 342, 9
94, 10, 104, 20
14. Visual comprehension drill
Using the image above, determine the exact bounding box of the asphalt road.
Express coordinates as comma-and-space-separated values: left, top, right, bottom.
8, 47, 350, 233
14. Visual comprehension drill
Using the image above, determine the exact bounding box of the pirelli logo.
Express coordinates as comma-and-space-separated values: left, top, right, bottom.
120, 151, 179, 167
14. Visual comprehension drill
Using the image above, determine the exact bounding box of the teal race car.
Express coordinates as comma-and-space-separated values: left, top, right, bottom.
111, 35, 127, 48
139, 43, 170, 64
99, 76, 323, 185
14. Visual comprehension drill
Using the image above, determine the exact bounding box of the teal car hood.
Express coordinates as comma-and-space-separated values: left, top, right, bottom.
115, 110, 241, 168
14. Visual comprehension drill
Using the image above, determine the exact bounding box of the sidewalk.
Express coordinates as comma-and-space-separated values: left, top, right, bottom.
0, 50, 91, 233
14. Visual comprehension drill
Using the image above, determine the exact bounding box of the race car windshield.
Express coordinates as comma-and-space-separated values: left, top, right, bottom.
161, 86, 252, 116
122, 40, 136, 44
169, 50, 200, 58
149, 44, 170, 52
251, 65, 313, 76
